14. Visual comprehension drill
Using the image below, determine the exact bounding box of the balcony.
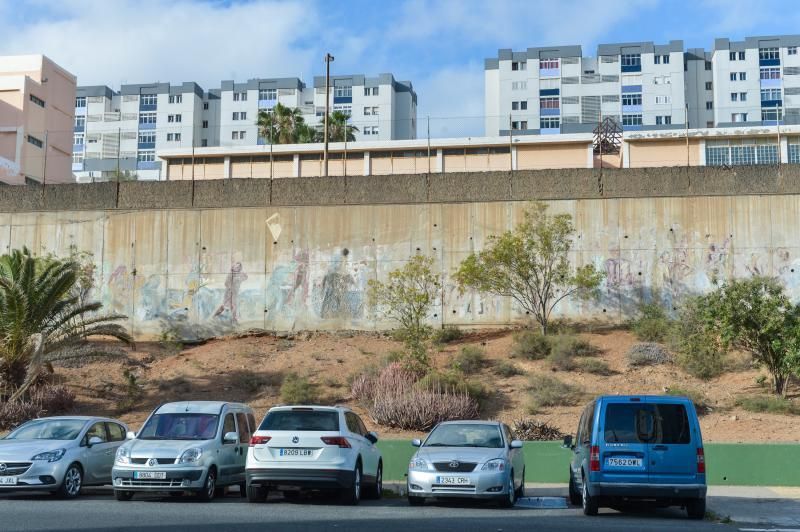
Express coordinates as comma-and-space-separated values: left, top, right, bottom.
540, 108, 560, 116
71, 162, 84, 171
74, 107, 87, 116
333, 96, 352, 104
136, 161, 161, 170
138, 122, 156, 130
73, 124, 85, 133
540, 128, 560, 135
258, 99, 277, 110
139, 103, 157, 112
72, 144, 85, 153
539, 88, 559, 96
137, 142, 156, 150
759, 58, 780, 67
621, 64, 642, 73
622, 104, 643, 113
761, 99, 783, 108
539, 68, 560, 78
760, 78, 782, 88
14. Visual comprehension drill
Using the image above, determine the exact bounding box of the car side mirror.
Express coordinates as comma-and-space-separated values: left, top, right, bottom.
126, 431, 136, 440
365, 431, 378, 444
562, 435, 574, 449
510, 440, 524, 449
224, 431, 238, 444
411, 438, 422, 447
88, 436, 104, 447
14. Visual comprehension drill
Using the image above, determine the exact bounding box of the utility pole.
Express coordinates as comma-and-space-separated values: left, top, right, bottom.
42, 130, 48, 186
685, 103, 690, 167
270, 111, 274, 179
508, 113, 513, 171
427, 115, 431, 174
323, 53, 334, 177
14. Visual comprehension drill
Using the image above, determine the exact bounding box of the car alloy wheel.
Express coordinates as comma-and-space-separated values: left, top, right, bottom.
64, 465, 82, 498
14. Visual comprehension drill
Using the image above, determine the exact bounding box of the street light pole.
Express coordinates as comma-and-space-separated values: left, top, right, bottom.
323, 53, 335, 177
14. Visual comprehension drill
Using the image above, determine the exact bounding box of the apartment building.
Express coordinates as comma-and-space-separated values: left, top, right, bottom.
486, 34, 800, 136
74, 73, 417, 180
0, 54, 76, 185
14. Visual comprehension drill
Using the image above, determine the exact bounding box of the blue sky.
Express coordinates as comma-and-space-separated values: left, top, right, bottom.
1, 0, 799, 136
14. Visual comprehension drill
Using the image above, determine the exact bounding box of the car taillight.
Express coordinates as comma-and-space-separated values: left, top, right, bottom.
249, 435, 271, 447
697, 448, 705, 473
590, 446, 600, 472
321, 436, 351, 448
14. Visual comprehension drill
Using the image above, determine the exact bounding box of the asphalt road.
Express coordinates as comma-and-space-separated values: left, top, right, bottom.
0, 488, 736, 532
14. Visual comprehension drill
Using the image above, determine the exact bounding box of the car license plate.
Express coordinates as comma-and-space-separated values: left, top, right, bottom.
0, 476, 17, 486
436, 476, 470, 485
279, 448, 313, 457
134, 471, 166, 480
606, 457, 642, 467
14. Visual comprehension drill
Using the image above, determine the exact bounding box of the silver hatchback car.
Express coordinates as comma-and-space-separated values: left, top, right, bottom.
406, 420, 525, 507
0, 416, 130, 498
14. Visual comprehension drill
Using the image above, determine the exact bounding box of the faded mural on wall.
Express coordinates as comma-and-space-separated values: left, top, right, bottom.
8, 195, 800, 340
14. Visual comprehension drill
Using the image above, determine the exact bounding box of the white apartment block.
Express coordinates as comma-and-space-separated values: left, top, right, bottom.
486, 34, 800, 136
73, 74, 416, 180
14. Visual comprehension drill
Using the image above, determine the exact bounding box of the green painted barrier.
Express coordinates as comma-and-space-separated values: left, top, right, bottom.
376, 440, 800, 486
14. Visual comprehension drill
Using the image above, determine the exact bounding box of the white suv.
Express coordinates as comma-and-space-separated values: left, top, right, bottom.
245, 405, 382, 505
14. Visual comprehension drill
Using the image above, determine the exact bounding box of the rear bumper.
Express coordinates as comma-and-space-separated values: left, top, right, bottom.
246, 468, 354, 490
591, 482, 707, 499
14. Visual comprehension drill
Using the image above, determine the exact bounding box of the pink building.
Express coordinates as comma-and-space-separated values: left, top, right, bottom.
0, 55, 76, 185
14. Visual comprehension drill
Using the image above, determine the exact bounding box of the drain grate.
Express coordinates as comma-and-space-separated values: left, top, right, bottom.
515, 497, 568, 509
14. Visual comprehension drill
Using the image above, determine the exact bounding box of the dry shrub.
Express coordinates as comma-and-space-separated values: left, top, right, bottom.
527, 374, 583, 413
0, 401, 43, 431
450, 346, 486, 375
511, 331, 551, 360
627, 343, 672, 367
31, 384, 75, 414
511, 418, 565, 441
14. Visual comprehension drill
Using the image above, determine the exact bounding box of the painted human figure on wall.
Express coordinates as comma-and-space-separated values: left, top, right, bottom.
213, 261, 248, 323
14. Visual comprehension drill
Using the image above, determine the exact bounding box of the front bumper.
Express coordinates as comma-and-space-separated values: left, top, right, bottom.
591, 482, 707, 499
407, 469, 510, 499
0, 460, 68, 491
247, 468, 355, 490
112, 466, 206, 492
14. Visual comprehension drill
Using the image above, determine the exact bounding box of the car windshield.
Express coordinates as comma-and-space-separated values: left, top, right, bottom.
424, 424, 504, 448
6, 419, 86, 440
138, 413, 219, 440
259, 410, 339, 431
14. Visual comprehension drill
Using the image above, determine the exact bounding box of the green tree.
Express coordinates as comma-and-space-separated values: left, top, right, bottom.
296, 123, 321, 144
454, 202, 604, 335
325, 111, 359, 142
367, 255, 441, 374
0, 248, 132, 399
256, 103, 306, 144
700, 276, 800, 396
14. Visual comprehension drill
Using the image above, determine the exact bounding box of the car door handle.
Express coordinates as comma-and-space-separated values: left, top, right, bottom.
653, 445, 668, 451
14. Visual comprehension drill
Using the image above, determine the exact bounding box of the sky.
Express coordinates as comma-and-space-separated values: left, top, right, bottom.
1, 0, 799, 137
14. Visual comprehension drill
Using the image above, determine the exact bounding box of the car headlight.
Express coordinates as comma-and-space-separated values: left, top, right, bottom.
481, 458, 506, 472
115, 446, 131, 465
178, 448, 203, 464
408, 457, 431, 471
31, 449, 66, 462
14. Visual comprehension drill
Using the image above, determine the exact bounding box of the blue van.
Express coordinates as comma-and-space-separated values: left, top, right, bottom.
563, 395, 706, 519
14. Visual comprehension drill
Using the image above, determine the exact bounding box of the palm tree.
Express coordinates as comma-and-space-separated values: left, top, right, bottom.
296, 123, 321, 144
325, 111, 359, 142
0, 248, 131, 400
256, 103, 306, 144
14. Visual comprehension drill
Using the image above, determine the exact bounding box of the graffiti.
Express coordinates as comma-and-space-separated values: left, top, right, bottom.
213, 261, 248, 323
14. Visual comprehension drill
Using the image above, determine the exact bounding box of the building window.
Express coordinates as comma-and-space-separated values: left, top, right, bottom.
656, 116, 663, 125
705, 81, 713, 90
372, 87, 379, 96
653, 75, 671, 84
622, 114, 643, 126
655, 115, 672, 125
739, 72, 747, 81
141, 94, 157, 106
621, 54, 641, 67
740, 92, 747, 101
705, 61, 712, 70
539, 59, 558, 70
731, 113, 748, 122
662, 54, 670, 64
731, 145, 756, 165
730, 72, 737, 81
75, 116, 86, 128
334, 86, 352, 98
168, 94, 182, 104
759, 47, 779, 60
540, 117, 559, 129
75, 96, 86, 108
137, 150, 155, 162
202, 120, 208, 128
363, 125, 378, 135
73, 133, 84, 145
739, 51, 745, 60
232, 131, 239, 140
72, 153, 84, 164
511, 81, 527, 90
762, 108, 783, 122
364, 106, 372, 115
167, 114, 182, 123
757, 144, 779, 164
29, 94, 45, 107
760, 67, 781, 80
363, 87, 370, 96
512, 61, 527, 71
654, 55, 660, 64
731, 93, 738, 102
761, 88, 781, 101
259, 88, 277, 100
729, 51, 736, 61
203, 102, 209, 110
789, 143, 800, 163
540, 97, 559, 109
371, 106, 379, 116
707, 146, 730, 165
511, 101, 519, 111
621, 93, 642, 106
201, 139, 208, 147
233, 91, 247, 101
138, 132, 155, 144
655, 95, 671, 104
139, 112, 156, 124
789, 47, 798, 56
233, 111, 246, 120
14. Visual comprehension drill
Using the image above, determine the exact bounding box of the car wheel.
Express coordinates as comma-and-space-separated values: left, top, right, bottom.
515, 468, 525, 499
582, 475, 599, 516
55, 463, 83, 499
247, 483, 268, 503
365, 462, 383, 500
196, 468, 217, 502
408, 496, 425, 506
114, 490, 134, 501
341, 463, 362, 505
500, 471, 517, 508
686, 497, 706, 520
568, 471, 581, 506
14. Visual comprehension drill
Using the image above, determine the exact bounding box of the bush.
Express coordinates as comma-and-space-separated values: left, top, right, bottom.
627, 343, 672, 367
666, 386, 709, 415
511, 418, 565, 441
0, 400, 43, 431
735, 396, 800, 415
576, 358, 613, 375
511, 331, 551, 360
632, 301, 672, 342
116, 368, 144, 414
280, 373, 319, 404
31, 384, 75, 414
527, 374, 583, 413
433, 327, 464, 344
669, 298, 727, 380
417, 370, 487, 400
494, 361, 524, 378
547, 346, 576, 371
451, 346, 486, 375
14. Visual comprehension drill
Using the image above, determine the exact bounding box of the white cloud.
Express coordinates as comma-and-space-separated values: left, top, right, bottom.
415, 64, 485, 138
0, 0, 319, 88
